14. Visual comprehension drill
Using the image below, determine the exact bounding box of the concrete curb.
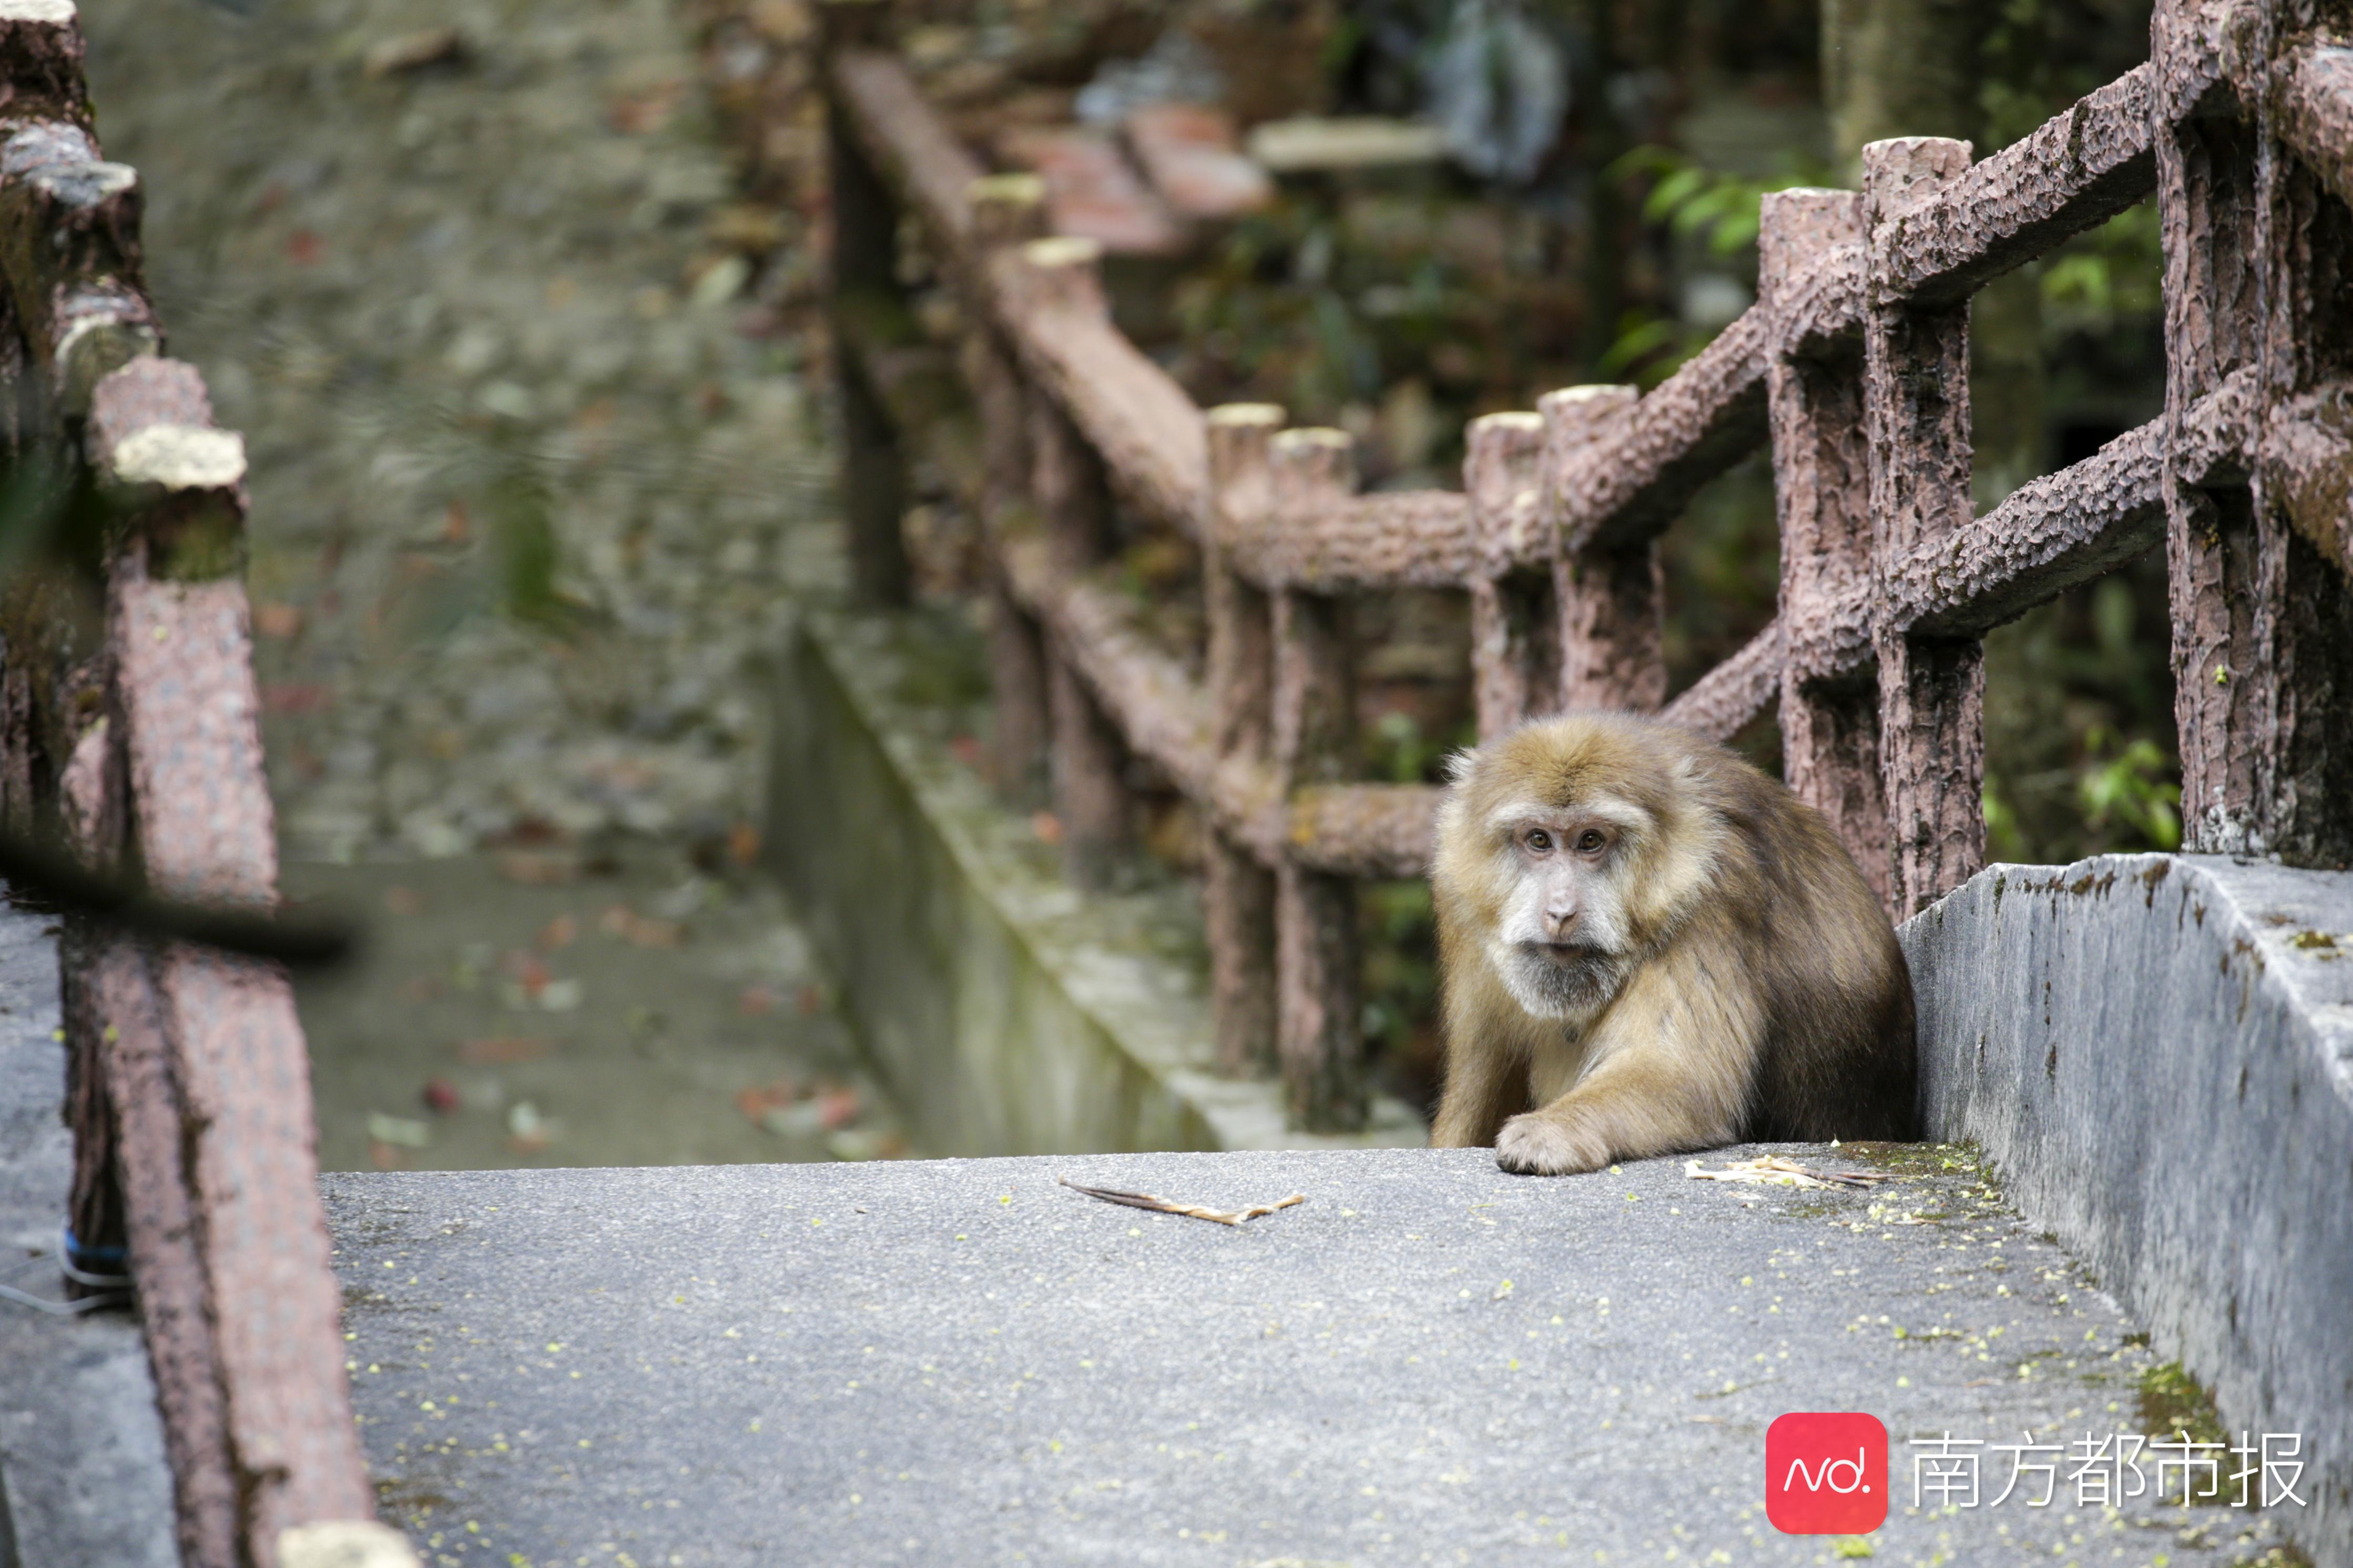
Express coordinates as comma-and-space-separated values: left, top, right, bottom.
766, 603, 1422, 1156
1903, 853, 2353, 1563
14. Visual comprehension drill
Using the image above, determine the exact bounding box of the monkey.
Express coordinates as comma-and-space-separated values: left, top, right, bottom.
1429, 711, 1915, 1175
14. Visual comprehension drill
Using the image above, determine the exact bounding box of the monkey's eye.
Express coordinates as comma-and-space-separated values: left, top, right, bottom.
1575, 829, 1606, 854
1524, 829, 1553, 854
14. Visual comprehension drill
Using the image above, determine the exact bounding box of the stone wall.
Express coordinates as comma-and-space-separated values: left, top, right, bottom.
1903, 854, 2353, 1563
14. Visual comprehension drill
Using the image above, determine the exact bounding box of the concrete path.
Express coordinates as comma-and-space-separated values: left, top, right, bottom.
326, 1147, 2302, 1567
0, 908, 176, 1568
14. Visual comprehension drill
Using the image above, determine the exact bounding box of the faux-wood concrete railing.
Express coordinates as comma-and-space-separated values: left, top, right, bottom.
0, 6, 385, 1566
821, 0, 2353, 1133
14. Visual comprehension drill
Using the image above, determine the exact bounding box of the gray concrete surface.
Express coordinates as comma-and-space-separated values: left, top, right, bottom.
0, 904, 176, 1568
769, 606, 1421, 1157
1905, 853, 2353, 1567
327, 1146, 2300, 1567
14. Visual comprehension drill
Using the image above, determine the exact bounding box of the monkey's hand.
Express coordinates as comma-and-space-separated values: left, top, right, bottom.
1494, 1111, 1613, 1176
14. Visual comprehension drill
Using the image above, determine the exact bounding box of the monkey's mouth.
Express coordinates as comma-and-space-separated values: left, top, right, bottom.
1523, 940, 1606, 967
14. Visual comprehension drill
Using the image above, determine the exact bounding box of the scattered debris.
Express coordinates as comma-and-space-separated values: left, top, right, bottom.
1056, 1175, 1306, 1227
1684, 1155, 1901, 1191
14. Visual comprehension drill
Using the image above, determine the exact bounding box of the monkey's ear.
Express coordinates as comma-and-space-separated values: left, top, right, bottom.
1442, 746, 1481, 784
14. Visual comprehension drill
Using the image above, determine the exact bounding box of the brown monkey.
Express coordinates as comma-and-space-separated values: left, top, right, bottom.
1430, 712, 1914, 1174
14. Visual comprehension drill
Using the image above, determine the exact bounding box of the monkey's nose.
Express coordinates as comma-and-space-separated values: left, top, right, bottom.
1545, 907, 1579, 939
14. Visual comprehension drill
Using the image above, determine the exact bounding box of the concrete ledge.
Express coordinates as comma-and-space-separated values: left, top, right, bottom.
766, 603, 1421, 1156
1903, 853, 2353, 1564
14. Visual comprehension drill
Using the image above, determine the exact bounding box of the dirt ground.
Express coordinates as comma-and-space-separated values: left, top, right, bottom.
80, 0, 908, 1170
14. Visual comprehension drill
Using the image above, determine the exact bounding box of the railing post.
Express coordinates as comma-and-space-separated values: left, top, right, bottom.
1268, 427, 1365, 1131
963, 176, 1051, 806
1464, 411, 1553, 737
1204, 403, 1284, 1075
1863, 137, 1983, 917
1761, 188, 1892, 908
819, 0, 911, 607
1023, 237, 1132, 888
1540, 384, 1656, 712
2155, 0, 2353, 862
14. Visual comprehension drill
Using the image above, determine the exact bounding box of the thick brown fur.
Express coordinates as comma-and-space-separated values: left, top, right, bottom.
1430, 711, 1916, 1174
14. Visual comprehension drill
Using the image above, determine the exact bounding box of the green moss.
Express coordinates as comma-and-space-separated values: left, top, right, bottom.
1838, 1140, 1983, 1176
151, 498, 246, 581
2137, 1360, 2233, 1506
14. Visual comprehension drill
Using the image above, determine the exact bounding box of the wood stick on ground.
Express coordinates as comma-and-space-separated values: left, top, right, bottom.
1056, 1175, 1306, 1226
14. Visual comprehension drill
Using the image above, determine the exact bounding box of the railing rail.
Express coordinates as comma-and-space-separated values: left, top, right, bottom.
820, 0, 2353, 1131
0, 6, 392, 1565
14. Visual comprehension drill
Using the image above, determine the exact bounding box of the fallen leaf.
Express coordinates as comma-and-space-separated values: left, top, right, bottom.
734, 1080, 798, 1122
737, 984, 779, 1017
728, 821, 761, 865
817, 1087, 861, 1131
827, 1129, 884, 1161
1031, 811, 1063, 846
495, 848, 580, 885
536, 914, 578, 951
598, 904, 683, 948
366, 1112, 433, 1149
796, 983, 826, 1016
506, 1100, 551, 1153
262, 683, 333, 715
384, 886, 425, 916
254, 602, 304, 639
421, 1078, 461, 1114
456, 1036, 551, 1065
761, 1100, 827, 1138
361, 24, 463, 78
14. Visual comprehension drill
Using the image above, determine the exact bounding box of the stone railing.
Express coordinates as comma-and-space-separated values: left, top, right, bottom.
0, 6, 391, 1566
825, 0, 2353, 1136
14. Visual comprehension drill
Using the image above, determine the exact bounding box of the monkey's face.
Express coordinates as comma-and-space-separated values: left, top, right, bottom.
1434, 714, 1729, 1026
1484, 803, 1642, 1021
